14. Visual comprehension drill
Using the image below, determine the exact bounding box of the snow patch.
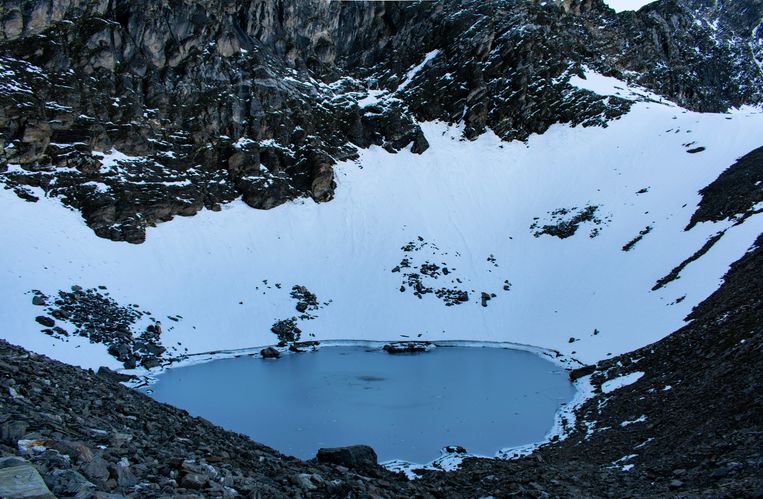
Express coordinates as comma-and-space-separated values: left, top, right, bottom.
358, 89, 385, 108
570, 66, 674, 105
602, 372, 645, 394
92, 149, 144, 172
81, 181, 110, 193
620, 414, 647, 427
612, 453, 638, 472
602, 0, 658, 13
398, 49, 440, 92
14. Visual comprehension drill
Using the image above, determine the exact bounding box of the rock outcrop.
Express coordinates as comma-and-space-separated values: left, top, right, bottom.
0, 0, 759, 242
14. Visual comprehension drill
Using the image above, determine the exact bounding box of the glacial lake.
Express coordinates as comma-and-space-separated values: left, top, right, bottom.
145, 346, 575, 464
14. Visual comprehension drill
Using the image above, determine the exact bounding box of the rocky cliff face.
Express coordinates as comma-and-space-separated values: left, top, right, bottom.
0, 0, 760, 242
685, 0, 763, 59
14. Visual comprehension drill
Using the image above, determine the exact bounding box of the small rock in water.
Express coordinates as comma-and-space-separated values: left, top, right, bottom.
382, 342, 431, 354
261, 347, 281, 359
294, 340, 320, 348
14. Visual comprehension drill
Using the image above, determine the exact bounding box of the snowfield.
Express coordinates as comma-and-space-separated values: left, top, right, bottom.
602, 0, 658, 13
1, 77, 762, 372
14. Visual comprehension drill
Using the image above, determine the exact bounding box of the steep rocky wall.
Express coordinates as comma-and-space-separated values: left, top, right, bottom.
0, 0, 760, 243
0, 0, 433, 242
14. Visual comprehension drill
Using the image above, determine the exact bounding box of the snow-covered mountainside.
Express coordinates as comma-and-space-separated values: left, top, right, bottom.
2, 68, 761, 371
1, 1, 763, 497
0, 0, 762, 372
1, 0, 761, 243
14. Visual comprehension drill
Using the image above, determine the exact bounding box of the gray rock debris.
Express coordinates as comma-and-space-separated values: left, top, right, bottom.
0, 456, 55, 499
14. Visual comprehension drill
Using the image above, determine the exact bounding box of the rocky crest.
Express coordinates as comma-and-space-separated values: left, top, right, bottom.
0, 0, 760, 242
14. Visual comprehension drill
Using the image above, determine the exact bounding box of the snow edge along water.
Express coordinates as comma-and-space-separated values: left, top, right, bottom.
129, 339, 593, 477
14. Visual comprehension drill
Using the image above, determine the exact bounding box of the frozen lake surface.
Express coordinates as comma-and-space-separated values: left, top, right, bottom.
145, 346, 576, 463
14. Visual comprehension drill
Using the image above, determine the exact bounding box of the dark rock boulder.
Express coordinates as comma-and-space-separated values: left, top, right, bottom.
480, 292, 491, 307
180, 472, 208, 490
569, 364, 597, 381
0, 420, 28, 445
96, 366, 136, 383
294, 340, 320, 348
316, 445, 378, 469
35, 316, 55, 327
382, 341, 431, 354
443, 445, 467, 454
80, 457, 110, 484
260, 346, 281, 359
45, 469, 95, 497
0, 457, 55, 499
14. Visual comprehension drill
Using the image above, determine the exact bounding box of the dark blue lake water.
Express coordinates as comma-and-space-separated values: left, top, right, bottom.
146, 346, 575, 463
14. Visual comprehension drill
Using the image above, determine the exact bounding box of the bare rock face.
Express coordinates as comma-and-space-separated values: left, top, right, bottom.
316, 445, 378, 469
309, 151, 336, 203
0, 0, 760, 243
687, 145, 763, 229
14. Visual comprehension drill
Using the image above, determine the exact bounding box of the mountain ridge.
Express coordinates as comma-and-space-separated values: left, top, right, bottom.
1, 0, 760, 242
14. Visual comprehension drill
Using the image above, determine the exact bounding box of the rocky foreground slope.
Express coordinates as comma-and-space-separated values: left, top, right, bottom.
1, 0, 761, 242
1, 228, 761, 497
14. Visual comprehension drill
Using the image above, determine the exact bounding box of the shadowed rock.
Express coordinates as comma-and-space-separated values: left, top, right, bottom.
316, 445, 378, 469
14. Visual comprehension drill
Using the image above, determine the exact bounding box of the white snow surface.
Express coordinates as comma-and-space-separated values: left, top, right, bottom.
602, 0, 658, 13
397, 49, 440, 91
570, 67, 674, 105
2, 88, 763, 371
602, 372, 645, 394
620, 415, 647, 427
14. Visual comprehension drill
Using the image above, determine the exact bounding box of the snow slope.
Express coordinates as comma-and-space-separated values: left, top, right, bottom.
602, 0, 658, 13
2, 75, 762, 371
